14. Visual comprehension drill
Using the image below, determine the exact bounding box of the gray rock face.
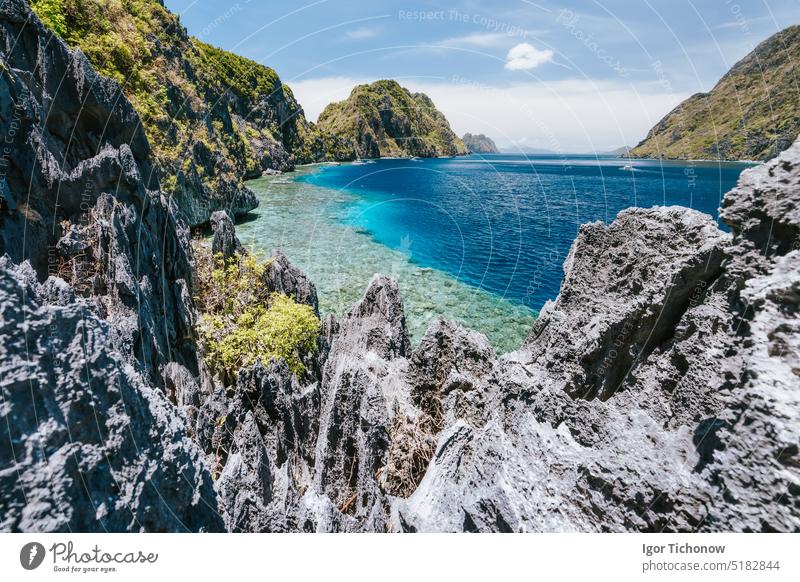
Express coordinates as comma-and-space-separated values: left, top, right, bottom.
408, 316, 496, 424
0, 0, 222, 532
525, 206, 730, 402
703, 250, 800, 532
308, 275, 412, 530
721, 136, 800, 258
0, 0, 199, 384
263, 251, 320, 315
392, 138, 800, 533
210, 210, 243, 261
330, 274, 411, 360
209, 361, 320, 532
0, 260, 223, 532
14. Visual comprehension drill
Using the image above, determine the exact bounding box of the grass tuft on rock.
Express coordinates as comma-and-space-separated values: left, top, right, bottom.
378, 411, 440, 498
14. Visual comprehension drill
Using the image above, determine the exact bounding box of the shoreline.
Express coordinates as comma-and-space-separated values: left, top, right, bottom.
623, 155, 762, 164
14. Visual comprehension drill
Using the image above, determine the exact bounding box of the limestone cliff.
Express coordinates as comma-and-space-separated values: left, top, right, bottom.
0, 0, 222, 530
316, 80, 468, 160
1, 0, 798, 533
462, 133, 500, 154
27, 0, 324, 225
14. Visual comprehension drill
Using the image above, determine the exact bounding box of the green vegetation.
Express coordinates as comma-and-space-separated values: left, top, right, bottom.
195, 249, 320, 377
30, 0, 322, 224
629, 25, 800, 161
29, 2, 471, 213
191, 40, 279, 104
30, 0, 174, 123
29, 0, 67, 38
316, 80, 468, 159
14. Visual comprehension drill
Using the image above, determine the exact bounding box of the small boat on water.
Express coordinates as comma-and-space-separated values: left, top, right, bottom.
621, 164, 633, 171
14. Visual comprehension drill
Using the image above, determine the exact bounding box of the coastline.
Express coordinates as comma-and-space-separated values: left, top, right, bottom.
623, 154, 763, 164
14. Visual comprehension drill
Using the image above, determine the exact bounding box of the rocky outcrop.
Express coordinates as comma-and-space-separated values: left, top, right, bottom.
263, 251, 320, 315
0, 0, 222, 532
720, 136, 800, 257
462, 133, 500, 154
525, 206, 730, 402
210, 210, 243, 261
308, 275, 410, 530
205, 360, 321, 532
0, 0, 199, 384
315, 80, 468, 160
0, 259, 223, 532
701, 138, 800, 531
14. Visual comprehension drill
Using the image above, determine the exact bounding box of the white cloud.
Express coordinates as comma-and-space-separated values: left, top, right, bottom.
345, 27, 377, 40
287, 76, 689, 152
504, 42, 554, 70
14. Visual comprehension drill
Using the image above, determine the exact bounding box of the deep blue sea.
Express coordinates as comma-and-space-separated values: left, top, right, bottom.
238, 154, 752, 352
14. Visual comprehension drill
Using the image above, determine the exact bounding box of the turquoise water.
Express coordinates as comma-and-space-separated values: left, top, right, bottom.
237, 155, 750, 353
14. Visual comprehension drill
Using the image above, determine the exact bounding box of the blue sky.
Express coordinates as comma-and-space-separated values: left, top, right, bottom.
165, 0, 798, 151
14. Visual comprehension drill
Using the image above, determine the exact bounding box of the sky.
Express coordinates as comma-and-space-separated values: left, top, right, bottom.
165, 0, 799, 152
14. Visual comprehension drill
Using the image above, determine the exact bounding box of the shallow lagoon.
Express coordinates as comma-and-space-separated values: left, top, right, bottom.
237, 155, 750, 353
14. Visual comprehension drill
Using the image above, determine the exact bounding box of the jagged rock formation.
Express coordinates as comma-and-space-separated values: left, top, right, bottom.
210, 210, 243, 261
524, 206, 730, 402
462, 133, 500, 154
198, 270, 414, 532
2, 0, 798, 533
0, 259, 223, 532
1, 0, 198, 383
394, 138, 800, 532
316, 80, 468, 160
262, 250, 320, 316
0, 0, 222, 531
27, 0, 325, 226
629, 25, 800, 161
197, 137, 799, 533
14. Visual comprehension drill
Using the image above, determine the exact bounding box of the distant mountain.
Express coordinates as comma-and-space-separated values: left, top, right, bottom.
629, 25, 800, 161
316, 80, 468, 159
462, 133, 500, 154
